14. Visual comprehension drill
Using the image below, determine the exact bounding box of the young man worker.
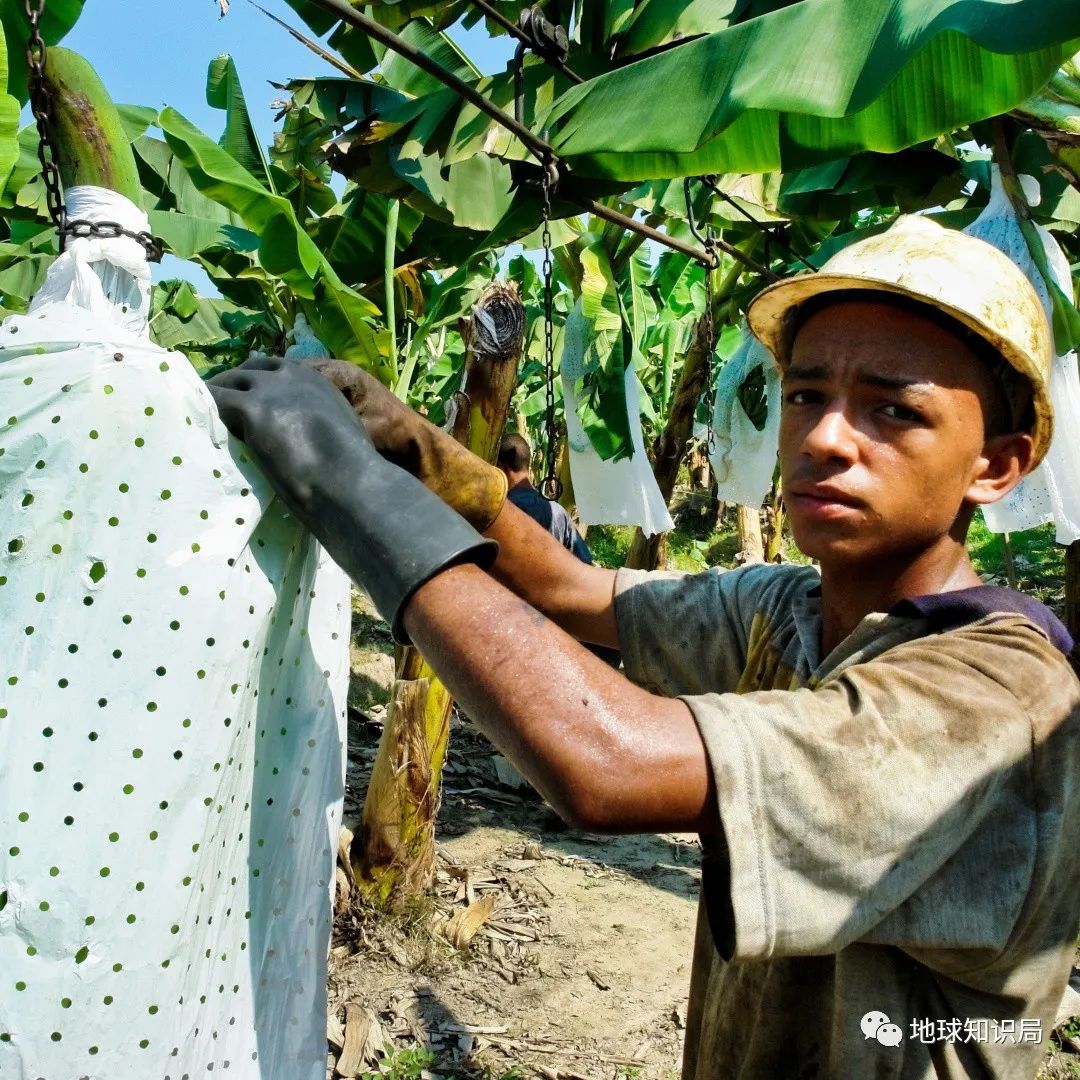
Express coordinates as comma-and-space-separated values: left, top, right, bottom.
209, 215, 1080, 1079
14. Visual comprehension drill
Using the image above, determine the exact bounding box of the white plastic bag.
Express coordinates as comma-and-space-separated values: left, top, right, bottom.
560, 301, 673, 536
964, 166, 1080, 543
284, 312, 332, 361
0, 188, 351, 1079
709, 330, 781, 508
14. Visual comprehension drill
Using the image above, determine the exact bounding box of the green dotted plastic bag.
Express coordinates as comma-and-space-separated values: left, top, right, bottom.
0, 188, 351, 1079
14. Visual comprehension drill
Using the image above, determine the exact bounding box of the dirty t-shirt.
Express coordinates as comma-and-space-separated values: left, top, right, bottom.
615, 563, 1080, 1080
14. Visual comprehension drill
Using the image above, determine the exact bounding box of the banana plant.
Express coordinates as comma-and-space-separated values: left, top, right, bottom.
262, 0, 1080, 460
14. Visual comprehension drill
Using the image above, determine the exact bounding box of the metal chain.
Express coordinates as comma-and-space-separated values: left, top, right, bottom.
685, 178, 720, 455
538, 153, 563, 502
25, 0, 67, 246
702, 226, 718, 456
63, 219, 164, 262
700, 174, 818, 274
24, 0, 162, 263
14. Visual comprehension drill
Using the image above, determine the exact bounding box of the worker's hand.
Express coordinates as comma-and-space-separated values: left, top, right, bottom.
208, 355, 376, 523
207, 355, 496, 644
309, 358, 508, 532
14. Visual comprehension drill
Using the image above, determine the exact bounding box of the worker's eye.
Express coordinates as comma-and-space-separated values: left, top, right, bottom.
784, 388, 823, 406
879, 402, 924, 423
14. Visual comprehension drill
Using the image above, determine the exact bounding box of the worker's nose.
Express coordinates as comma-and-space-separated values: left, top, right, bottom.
801, 405, 859, 466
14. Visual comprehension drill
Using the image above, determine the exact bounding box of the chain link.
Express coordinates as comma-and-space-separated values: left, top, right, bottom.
63, 219, 164, 262
24, 1, 162, 263
538, 152, 563, 502
702, 227, 718, 456
684, 177, 720, 456
25, 0, 67, 245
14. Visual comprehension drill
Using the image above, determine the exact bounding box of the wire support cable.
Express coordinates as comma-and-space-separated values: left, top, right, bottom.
302, 0, 776, 278
470, 0, 584, 84
699, 175, 818, 274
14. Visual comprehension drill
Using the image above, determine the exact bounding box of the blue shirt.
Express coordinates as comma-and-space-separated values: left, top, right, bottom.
507, 483, 594, 565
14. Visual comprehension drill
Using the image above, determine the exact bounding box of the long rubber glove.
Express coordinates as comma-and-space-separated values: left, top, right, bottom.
207, 356, 496, 643
309, 358, 508, 531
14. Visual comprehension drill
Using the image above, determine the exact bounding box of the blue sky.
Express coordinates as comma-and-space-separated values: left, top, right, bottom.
61, 1, 515, 291
65, 1, 513, 151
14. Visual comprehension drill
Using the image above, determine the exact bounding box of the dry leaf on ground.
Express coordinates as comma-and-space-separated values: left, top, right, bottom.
444, 893, 499, 948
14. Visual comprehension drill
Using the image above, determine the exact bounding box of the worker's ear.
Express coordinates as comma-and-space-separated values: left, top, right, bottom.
965, 431, 1034, 506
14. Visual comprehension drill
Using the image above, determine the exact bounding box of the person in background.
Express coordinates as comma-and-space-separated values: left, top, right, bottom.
498, 433, 621, 668
497, 433, 593, 564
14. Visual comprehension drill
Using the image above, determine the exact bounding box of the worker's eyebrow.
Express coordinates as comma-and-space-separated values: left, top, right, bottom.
783, 364, 829, 381
859, 372, 935, 392
784, 364, 934, 392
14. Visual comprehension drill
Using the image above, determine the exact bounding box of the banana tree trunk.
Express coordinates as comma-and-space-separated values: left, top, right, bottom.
738, 505, 766, 564
763, 482, 786, 563
624, 314, 713, 570
353, 283, 525, 906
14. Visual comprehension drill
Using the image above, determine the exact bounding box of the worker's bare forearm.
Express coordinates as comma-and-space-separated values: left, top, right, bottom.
484, 501, 620, 649
403, 563, 718, 834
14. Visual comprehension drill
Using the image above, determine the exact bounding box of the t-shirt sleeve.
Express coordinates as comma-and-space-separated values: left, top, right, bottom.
614, 563, 799, 697
687, 618, 1064, 964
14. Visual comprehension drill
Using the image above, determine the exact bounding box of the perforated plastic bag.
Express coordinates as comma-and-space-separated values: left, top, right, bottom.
0, 188, 351, 1079
560, 301, 673, 536
964, 166, 1080, 544
708, 330, 782, 508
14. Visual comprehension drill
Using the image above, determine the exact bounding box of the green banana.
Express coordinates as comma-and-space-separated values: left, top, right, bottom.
41, 47, 142, 204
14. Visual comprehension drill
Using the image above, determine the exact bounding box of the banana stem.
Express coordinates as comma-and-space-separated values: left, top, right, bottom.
263, 283, 290, 325
394, 342, 419, 402
384, 198, 400, 380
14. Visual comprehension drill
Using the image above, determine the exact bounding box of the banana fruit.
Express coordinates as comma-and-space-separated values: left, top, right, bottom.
41, 47, 142, 203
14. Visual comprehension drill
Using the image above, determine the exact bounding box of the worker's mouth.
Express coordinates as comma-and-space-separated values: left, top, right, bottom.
785, 482, 865, 520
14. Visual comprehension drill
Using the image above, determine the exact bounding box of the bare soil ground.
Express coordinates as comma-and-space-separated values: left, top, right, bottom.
334, 593, 1080, 1080
329, 710, 697, 1080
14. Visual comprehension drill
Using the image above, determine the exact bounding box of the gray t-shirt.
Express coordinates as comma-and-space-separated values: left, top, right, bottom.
615, 563, 1080, 1080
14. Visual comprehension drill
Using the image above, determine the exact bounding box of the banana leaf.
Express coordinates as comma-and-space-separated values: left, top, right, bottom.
206, 55, 274, 191
271, 90, 339, 218
0, 30, 19, 198
0, 238, 51, 308
158, 107, 390, 379
150, 280, 247, 352
1016, 215, 1080, 354
778, 147, 967, 220
278, 0, 378, 75
615, 0, 740, 57
148, 211, 260, 261
544, 0, 1080, 180
389, 144, 514, 231
567, 240, 634, 461
370, 18, 478, 97
1012, 131, 1080, 230
0, 125, 43, 213
135, 134, 246, 225
0, 0, 84, 102
117, 104, 160, 143
310, 186, 422, 284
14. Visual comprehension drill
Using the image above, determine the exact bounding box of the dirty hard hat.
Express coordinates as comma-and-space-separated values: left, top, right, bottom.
747, 214, 1054, 466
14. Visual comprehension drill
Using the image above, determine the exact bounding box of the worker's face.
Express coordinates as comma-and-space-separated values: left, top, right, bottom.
779, 299, 1032, 565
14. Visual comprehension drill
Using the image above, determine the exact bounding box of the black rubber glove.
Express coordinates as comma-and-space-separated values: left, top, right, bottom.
207, 356, 496, 643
